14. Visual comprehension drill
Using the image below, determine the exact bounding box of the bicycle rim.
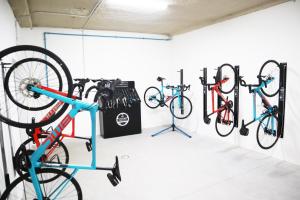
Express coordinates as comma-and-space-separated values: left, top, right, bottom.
170, 96, 192, 119
14, 137, 69, 183
144, 86, 161, 108
0, 45, 73, 128
259, 60, 280, 97
217, 63, 236, 94
0, 168, 82, 200
256, 114, 279, 149
215, 108, 235, 137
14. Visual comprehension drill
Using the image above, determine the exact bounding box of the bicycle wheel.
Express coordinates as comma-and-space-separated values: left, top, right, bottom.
0, 45, 73, 128
256, 114, 279, 149
259, 60, 280, 97
217, 63, 235, 94
144, 86, 162, 108
170, 95, 192, 119
0, 168, 82, 200
215, 108, 235, 137
5, 58, 62, 111
14, 137, 69, 182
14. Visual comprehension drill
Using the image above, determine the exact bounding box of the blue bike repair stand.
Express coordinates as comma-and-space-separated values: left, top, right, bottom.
151, 115, 192, 138
151, 89, 191, 138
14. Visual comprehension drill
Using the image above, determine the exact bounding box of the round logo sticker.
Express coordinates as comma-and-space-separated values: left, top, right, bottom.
116, 112, 129, 127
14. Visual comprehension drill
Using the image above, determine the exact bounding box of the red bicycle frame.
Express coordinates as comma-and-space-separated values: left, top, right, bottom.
31, 86, 78, 157
209, 79, 231, 123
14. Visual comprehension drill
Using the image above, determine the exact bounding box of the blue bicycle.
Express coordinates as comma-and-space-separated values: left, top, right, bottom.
239, 60, 281, 149
0, 45, 121, 199
144, 76, 192, 119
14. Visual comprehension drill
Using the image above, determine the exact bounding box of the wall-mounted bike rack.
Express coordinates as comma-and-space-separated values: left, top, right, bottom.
278, 62, 287, 138
201, 67, 209, 124
0, 120, 9, 195
201, 64, 239, 129
233, 66, 240, 127
0, 61, 14, 191
238, 60, 287, 149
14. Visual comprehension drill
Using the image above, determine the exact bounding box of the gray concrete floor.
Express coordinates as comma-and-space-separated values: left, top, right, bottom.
64, 127, 300, 200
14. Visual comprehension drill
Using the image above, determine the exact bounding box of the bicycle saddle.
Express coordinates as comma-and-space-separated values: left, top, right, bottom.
157, 76, 165, 82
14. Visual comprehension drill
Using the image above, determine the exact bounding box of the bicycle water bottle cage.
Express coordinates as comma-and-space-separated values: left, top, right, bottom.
107, 156, 121, 186
49, 154, 61, 164
157, 76, 165, 82
240, 120, 249, 136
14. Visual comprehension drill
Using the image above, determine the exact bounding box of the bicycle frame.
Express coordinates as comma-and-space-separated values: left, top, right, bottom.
209, 79, 230, 114
160, 82, 183, 107
26, 85, 115, 199
32, 88, 75, 145
30, 86, 90, 162
242, 78, 276, 127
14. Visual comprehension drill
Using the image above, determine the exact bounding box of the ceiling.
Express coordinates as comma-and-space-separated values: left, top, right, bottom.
9, 0, 288, 36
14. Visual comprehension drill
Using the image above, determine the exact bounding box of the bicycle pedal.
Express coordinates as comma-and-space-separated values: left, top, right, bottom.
204, 116, 211, 124
112, 156, 121, 182
240, 127, 249, 136
85, 142, 92, 152
107, 173, 119, 187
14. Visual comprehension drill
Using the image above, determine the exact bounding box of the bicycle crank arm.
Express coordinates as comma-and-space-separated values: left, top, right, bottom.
73, 136, 91, 141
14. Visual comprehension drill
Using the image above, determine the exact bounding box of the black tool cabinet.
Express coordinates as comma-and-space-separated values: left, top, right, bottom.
99, 81, 141, 138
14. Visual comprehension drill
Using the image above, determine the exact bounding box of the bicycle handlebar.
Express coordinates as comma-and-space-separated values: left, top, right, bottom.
72, 78, 91, 100
85, 78, 121, 102
239, 75, 274, 93
199, 76, 217, 88
180, 84, 191, 91
166, 84, 190, 91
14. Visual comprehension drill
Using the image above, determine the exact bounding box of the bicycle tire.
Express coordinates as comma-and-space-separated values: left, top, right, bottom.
215, 108, 235, 137
170, 95, 192, 119
0, 45, 73, 128
259, 60, 280, 97
144, 86, 162, 109
217, 63, 236, 94
256, 114, 279, 149
4, 57, 63, 111
14, 137, 69, 183
0, 168, 82, 200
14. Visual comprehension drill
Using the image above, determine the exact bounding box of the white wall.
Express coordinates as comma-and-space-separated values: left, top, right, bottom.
15, 1, 300, 166
17, 28, 175, 137
171, 1, 300, 165
0, 0, 18, 194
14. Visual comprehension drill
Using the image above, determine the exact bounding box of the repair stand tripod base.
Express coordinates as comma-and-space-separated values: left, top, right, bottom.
151, 114, 192, 138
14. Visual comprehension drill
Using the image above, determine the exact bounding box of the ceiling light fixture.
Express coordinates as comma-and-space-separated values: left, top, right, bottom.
108, 0, 169, 12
